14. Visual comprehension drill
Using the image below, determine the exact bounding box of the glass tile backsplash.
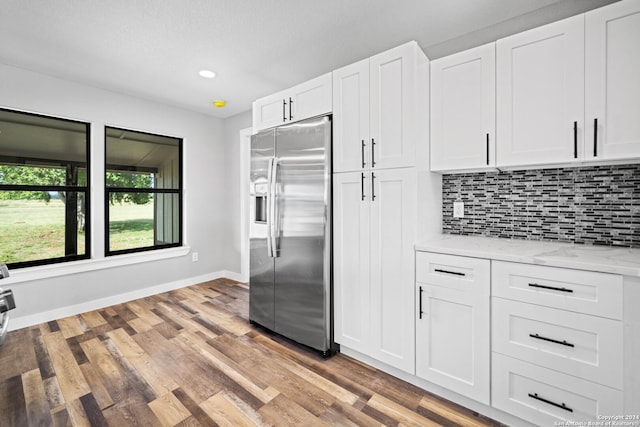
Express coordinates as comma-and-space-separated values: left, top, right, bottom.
442, 164, 640, 248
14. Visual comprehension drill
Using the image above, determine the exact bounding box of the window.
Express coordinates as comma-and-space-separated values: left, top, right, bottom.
0, 108, 90, 268
105, 127, 182, 255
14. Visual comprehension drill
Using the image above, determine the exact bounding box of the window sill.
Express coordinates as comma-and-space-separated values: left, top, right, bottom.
3, 246, 191, 285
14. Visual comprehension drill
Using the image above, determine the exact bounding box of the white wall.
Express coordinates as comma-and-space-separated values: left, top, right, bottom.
0, 63, 234, 329
221, 110, 252, 276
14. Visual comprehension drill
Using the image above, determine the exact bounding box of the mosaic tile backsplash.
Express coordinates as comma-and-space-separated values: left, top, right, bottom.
442, 164, 640, 248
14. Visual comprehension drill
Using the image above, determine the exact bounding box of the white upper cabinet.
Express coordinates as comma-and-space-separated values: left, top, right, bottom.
430, 43, 496, 172
333, 42, 426, 172
370, 43, 421, 170
497, 15, 585, 167
333, 59, 370, 173
252, 73, 332, 133
585, 0, 640, 161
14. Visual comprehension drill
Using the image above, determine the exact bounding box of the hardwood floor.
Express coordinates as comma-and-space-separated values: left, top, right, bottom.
0, 278, 502, 426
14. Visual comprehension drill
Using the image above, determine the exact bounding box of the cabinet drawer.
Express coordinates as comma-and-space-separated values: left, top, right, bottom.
492, 353, 622, 426
492, 261, 622, 319
493, 298, 622, 389
416, 252, 489, 294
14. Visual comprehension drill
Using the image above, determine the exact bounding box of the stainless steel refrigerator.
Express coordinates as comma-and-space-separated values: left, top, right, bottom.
249, 115, 333, 356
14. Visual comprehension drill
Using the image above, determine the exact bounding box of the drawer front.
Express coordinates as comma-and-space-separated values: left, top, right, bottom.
492, 353, 622, 426
416, 252, 490, 294
492, 261, 623, 319
493, 298, 623, 389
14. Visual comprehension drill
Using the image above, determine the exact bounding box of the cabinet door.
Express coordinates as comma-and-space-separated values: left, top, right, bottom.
415, 253, 490, 404
333, 59, 370, 173
431, 43, 496, 171
253, 90, 288, 133
333, 172, 370, 353
370, 43, 417, 169
497, 15, 584, 167
369, 168, 416, 373
289, 73, 332, 124
586, 0, 640, 160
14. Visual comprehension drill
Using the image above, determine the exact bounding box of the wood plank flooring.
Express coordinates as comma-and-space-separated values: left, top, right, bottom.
0, 278, 503, 426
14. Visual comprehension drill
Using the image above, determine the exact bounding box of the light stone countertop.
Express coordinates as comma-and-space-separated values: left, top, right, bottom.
415, 235, 640, 277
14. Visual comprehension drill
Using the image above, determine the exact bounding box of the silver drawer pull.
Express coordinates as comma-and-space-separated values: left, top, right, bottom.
529, 333, 575, 348
528, 283, 573, 293
434, 268, 465, 277
528, 393, 573, 413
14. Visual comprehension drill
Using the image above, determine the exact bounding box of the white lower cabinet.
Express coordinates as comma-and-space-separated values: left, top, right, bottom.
492, 353, 623, 425
410, 252, 629, 425
492, 298, 623, 389
415, 252, 490, 404
492, 261, 624, 425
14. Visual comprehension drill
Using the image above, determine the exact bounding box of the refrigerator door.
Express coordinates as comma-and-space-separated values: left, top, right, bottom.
249, 129, 276, 330
273, 116, 332, 352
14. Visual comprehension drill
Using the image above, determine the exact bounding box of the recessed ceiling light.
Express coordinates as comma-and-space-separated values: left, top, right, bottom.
213, 100, 226, 108
199, 70, 216, 78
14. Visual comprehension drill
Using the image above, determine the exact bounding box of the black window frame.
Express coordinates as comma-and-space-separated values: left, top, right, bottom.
0, 107, 91, 269
104, 126, 183, 256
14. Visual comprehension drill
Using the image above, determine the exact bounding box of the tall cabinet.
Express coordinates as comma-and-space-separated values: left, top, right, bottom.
333, 41, 439, 374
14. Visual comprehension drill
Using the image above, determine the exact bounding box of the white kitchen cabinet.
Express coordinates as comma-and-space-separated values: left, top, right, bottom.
491, 260, 625, 425
333, 171, 370, 354
415, 252, 490, 404
496, 15, 585, 167
333, 168, 417, 373
333, 59, 369, 173
492, 353, 623, 426
492, 298, 623, 389
333, 41, 426, 172
252, 73, 331, 133
430, 43, 496, 171
585, 0, 640, 160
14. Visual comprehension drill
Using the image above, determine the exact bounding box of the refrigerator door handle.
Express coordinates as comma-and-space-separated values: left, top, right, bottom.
270, 158, 280, 257
266, 158, 274, 257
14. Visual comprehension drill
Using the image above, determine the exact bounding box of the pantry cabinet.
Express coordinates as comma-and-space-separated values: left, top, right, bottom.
334, 168, 417, 373
496, 15, 584, 167
585, 0, 640, 160
333, 41, 425, 172
252, 73, 331, 133
430, 43, 496, 171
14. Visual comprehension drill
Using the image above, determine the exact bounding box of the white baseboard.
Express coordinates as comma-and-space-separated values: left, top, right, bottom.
8, 270, 230, 331
219, 270, 247, 283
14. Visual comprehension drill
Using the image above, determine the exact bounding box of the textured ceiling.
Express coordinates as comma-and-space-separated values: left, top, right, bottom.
0, 0, 620, 118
